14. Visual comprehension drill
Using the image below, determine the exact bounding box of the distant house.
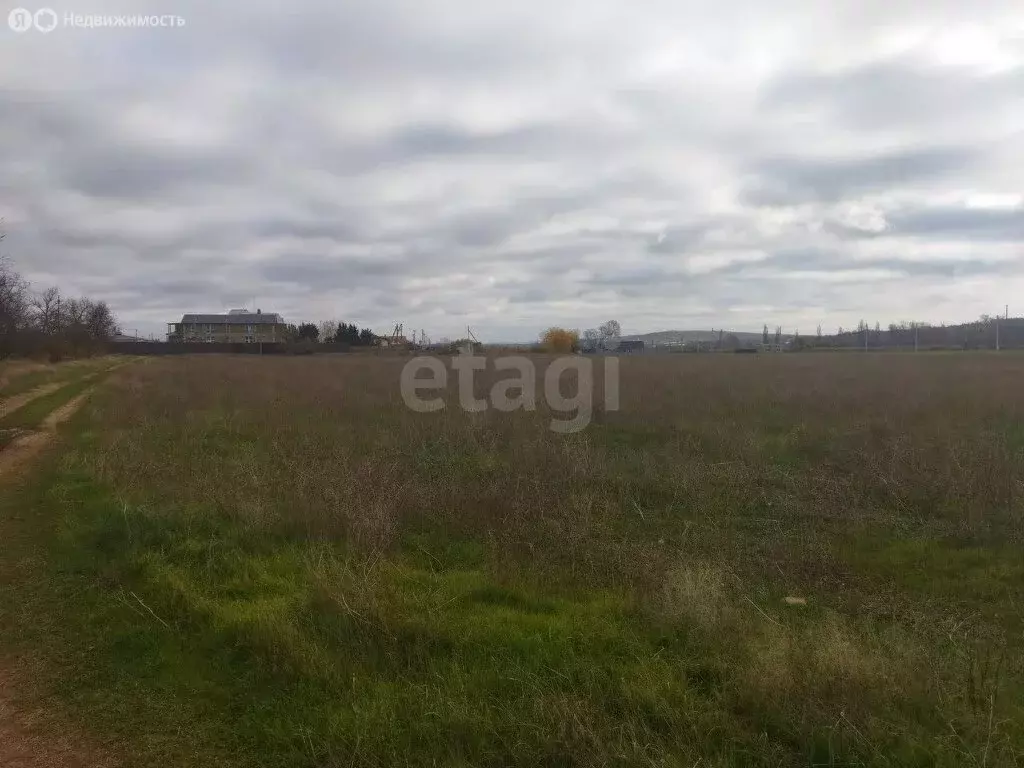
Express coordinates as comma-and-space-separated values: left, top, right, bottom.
617, 339, 645, 353
167, 309, 286, 343
111, 332, 146, 343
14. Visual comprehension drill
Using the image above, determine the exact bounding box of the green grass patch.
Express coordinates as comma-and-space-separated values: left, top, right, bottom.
6, 447, 1022, 766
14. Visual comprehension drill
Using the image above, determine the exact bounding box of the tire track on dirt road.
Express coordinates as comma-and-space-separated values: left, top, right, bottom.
0, 385, 63, 420
0, 372, 124, 766
0, 390, 98, 481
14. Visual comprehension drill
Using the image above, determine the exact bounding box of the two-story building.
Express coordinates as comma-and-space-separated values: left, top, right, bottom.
167, 309, 286, 343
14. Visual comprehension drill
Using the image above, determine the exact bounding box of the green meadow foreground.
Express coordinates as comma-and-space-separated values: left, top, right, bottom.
1, 353, 1022, 766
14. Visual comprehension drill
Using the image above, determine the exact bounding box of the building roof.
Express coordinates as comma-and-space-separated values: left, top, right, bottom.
179, 312, 285, 325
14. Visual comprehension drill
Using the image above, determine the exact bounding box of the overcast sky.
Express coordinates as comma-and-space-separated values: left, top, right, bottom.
2, 1, 1022, 341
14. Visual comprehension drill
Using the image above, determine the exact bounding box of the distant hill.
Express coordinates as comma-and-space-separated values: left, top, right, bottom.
812, 317, 1024, 350
622, 330, 790, 346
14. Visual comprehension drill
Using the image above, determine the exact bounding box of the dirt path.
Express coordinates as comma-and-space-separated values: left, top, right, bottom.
0, 384, 62, 420
0, 386, 121, 766
0, 391, 95, 480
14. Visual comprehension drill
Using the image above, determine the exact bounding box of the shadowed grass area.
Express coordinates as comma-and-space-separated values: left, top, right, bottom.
0, 353, 1022, 766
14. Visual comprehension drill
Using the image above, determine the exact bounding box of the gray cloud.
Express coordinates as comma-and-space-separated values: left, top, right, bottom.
1, 0, 1022, 340
742, 146, 982, 207
761, 58, 1024, 133
61, 143, 252, 201
887, 206, 1024, 241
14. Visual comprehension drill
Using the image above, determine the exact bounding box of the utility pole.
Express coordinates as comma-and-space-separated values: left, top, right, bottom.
914, 323, 919, 353
996, 314, 1001, 351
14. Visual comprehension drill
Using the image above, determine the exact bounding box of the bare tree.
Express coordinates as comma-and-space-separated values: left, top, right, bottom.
598, 319, 620, 350
319, 320, 338, 343
84, 299, 117, 341
0, 222, 117, 358
0, 227, 31, 357
31, 286, 62, 334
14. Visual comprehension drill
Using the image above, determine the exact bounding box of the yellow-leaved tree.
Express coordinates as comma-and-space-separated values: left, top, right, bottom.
540, 327, 580, 353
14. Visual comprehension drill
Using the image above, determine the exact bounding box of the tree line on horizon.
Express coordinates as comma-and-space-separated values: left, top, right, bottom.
290, 321, 376, 347
0, 226, 118, 360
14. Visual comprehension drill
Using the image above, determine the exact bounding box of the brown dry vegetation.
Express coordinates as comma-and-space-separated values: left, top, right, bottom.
3, 352, 1023, 766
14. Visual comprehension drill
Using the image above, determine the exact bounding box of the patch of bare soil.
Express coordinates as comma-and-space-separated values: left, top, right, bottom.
0, 389, 119, 766
0, 665, 119, 768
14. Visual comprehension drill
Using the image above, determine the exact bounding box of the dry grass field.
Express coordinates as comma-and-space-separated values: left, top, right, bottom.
1, 352, 1023, 766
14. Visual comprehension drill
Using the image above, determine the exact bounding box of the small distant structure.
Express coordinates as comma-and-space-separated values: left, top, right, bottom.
377, 323, 412, 348
616, 339, 645, 354
759, 324, 786, 352
454, 326, 484, 355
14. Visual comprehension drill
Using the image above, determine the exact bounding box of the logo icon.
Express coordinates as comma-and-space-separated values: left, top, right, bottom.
8, 7, 33, 32
34, 7, 57, 32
